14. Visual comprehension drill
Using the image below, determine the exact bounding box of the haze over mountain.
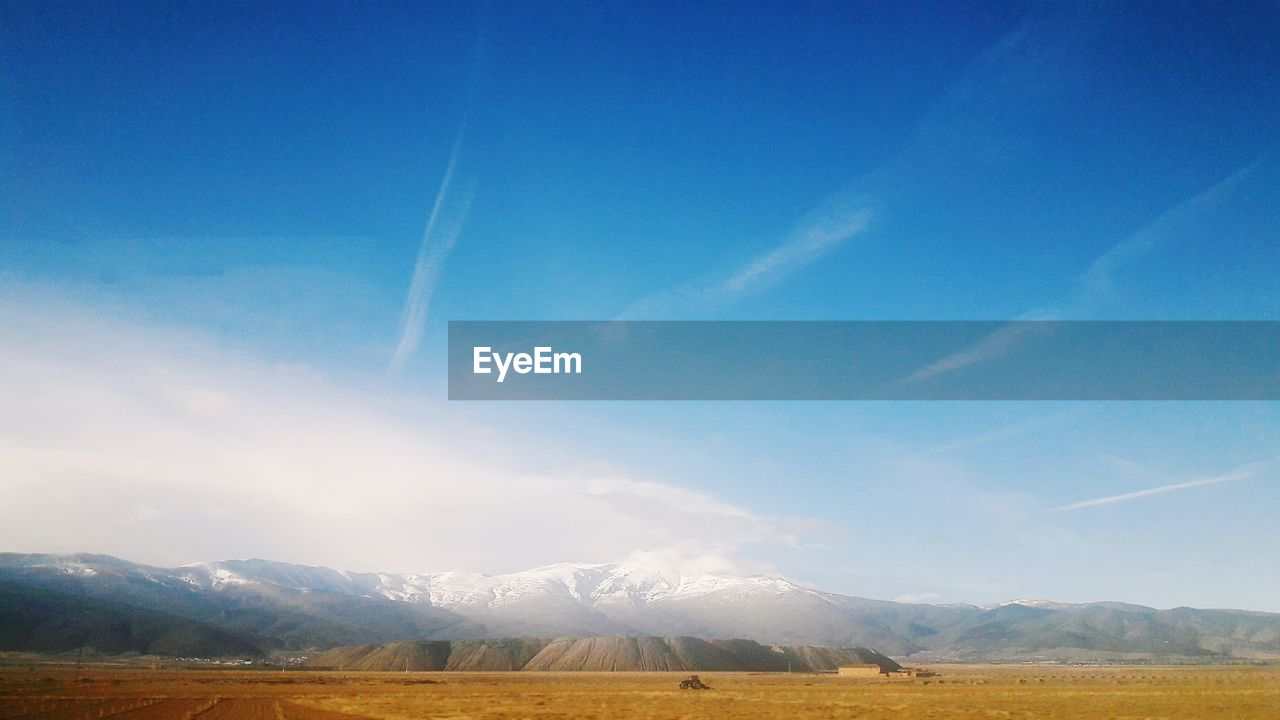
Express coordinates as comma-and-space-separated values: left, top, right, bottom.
2, 553, 1278, 663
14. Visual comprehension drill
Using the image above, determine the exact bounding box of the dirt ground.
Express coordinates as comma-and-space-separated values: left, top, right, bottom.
1, 664, 1277, 719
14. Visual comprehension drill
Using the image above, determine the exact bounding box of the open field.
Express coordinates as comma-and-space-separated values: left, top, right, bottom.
0, 665, 1277, 719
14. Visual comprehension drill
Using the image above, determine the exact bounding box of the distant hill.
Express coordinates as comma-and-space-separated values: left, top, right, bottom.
305, 637, 901, 672
3, 553, 1279, 663
0, 554, 483, 652
0, 582, 267, 657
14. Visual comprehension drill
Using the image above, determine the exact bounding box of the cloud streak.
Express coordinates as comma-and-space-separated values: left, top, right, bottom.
615, 17, 1085, 322
618, 203, 873, 319
387, 131, 476, 377
386, 29, 492, 375
616, 17, 1097, 321
1056, 458, 1273, 511
1067, 155, 1266, 314
720, 207, 873, 296
915, 409, 1084, 457
899, 152, 1269, 386
899, 319, 1053, 386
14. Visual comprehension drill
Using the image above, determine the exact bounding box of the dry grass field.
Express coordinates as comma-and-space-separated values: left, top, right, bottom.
0, 665, 1277, 719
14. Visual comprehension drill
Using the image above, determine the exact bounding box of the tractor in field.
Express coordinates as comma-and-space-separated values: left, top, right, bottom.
679, 675, 710, 690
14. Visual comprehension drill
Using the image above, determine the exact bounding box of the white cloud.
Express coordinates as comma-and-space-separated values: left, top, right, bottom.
893, 592, 942, 604
158, 382, 234, 418
0, 283, 813, 575
586, 476, 820, 553
622, 549, 739, 579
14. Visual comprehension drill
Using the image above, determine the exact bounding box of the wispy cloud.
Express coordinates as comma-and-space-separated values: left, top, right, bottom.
386, 28, 488, 377
1067, 156, 1265, 315
1056, 457, 1273, 511
617, 15, 1095, 322
900, 319, 1053, 386
618, 203, 873, 319
916, 408, 1084, 457
387, 131, 476, 377
899, 153, 1268, 386
616, 18, 1073, 321
720, 207, 873, 296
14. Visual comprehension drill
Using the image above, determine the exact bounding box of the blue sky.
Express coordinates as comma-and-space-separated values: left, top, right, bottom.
2, 2, 1278, 610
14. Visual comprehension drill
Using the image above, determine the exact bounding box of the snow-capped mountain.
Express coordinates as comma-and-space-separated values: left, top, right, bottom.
177, 558, 822, 611
163, 558, 860, 641
981, 599, 1083, 610
3, 552, 1280, 662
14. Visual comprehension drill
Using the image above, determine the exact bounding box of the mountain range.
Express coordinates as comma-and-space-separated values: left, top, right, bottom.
2, 553, 1278, 663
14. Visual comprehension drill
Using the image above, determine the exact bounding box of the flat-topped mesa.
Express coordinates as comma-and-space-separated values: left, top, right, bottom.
305, 637, 902, 673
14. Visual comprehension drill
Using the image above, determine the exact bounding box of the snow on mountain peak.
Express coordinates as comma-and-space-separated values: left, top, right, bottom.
384, 561, 765, 610
44, 554, 821, 613
984, 598, 1080, 610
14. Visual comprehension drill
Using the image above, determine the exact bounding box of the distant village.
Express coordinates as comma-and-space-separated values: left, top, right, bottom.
838, 664, 937, 679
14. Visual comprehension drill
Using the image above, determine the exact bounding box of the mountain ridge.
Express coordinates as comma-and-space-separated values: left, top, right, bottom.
3, 552, 1278, 662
